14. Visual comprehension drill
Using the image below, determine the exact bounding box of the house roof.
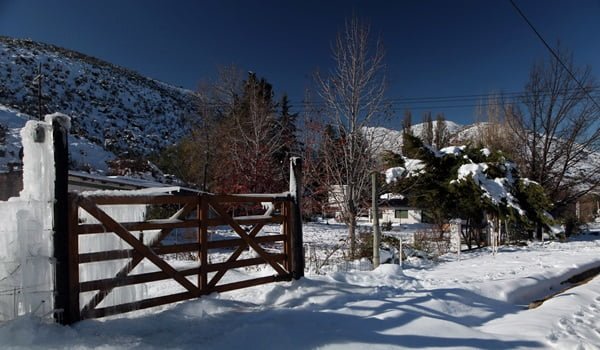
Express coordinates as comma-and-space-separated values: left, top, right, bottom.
68, 171, 204, 194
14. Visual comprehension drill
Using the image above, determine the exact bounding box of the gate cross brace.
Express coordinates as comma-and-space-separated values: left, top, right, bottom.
207, 199, 287, 276
207, 222, 265, 289
78, 198, 199, 311
80, 202, 198, 314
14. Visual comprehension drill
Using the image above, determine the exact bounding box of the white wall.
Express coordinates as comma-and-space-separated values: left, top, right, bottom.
373, 208, 422, 224
0, 116, 61, 321
0, 114, 151, 322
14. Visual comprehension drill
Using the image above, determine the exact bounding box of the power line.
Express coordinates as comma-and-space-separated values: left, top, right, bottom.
384, 86, 600, 104
291, 88, 598, 113
294, 86, 600, 108
194, 85, 599, 113
509, 0, 600, 112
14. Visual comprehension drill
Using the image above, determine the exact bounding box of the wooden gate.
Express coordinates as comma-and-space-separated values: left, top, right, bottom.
60, 190, 302, 323
46, 122, 303, 325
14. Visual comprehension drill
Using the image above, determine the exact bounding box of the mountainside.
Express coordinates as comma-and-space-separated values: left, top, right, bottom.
409, 119, 462, 137
0, 36, 198, 174
367, 120, 466, 154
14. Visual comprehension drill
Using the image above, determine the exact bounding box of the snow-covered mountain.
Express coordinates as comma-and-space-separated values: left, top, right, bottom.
367, 126, 404, 152
452, 122, 487, 143
409, 119, 462, 138
0, 36, 199, 174
367, 120, 466, 154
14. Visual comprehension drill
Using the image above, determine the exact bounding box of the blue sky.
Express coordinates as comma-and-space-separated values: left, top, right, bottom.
1, 0, 599, 126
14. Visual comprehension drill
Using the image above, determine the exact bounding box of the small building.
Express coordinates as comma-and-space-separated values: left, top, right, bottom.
369, 194, 422, 224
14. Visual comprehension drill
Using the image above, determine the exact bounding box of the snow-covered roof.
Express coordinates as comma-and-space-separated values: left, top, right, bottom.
68, 171, 203, 194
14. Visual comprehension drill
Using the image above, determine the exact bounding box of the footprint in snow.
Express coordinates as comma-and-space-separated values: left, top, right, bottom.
546, 331, 558, 343
558, 318, 577, 336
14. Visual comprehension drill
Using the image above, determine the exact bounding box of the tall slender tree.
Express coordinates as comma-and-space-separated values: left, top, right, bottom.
402, 110, 413, 135
421, 112, 434, 146
433, 113, 450, 150
315, 16, 387, 257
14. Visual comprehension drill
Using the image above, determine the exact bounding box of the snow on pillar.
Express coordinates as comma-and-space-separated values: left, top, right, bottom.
0, 114, 70, 322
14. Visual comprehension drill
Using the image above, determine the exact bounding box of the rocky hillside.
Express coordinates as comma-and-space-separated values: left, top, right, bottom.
0, 36, 198, 174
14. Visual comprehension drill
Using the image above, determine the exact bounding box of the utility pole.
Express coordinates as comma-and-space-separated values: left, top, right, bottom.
33, 63, 43, 120
372, 172, 381, 268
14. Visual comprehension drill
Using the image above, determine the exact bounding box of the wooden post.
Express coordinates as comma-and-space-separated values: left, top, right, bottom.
283, 200, 293, 273
372, 172, 381, 269
289, 157, 304, 279
52, 118, 79, 324
67, 193, 80, 323
199, 195, 208, 293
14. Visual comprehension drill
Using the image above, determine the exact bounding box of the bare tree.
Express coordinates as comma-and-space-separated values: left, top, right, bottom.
227, 72, 284, 193
173, 66, 287, 194
315, 16, 387, 257
191, 65, 245, 191
299, 89, 329, 217
474, 94, 520, 154
506, 47, 600, 214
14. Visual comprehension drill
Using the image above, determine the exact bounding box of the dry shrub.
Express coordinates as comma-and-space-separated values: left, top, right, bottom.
412, 229, 451, 257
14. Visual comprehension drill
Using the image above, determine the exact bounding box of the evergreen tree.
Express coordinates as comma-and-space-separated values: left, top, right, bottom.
274, 94, 302, 183
381, 150, 404, 168
402, 133, 434, 161
514, 179, 554, 239
388, 134, 553, 244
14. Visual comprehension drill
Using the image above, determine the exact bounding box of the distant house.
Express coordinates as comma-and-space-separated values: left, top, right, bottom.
326, 184, 348, 219
369, 193, 422, 224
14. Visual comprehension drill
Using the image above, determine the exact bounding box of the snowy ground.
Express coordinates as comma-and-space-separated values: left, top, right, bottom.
1, 223, 600, 349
